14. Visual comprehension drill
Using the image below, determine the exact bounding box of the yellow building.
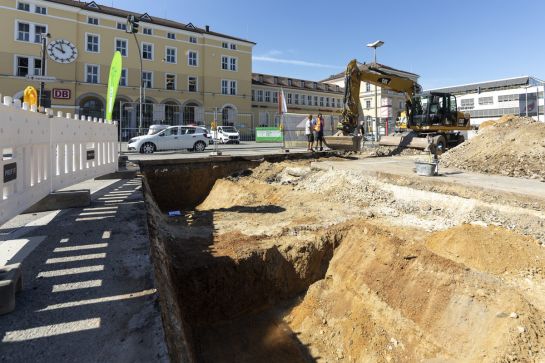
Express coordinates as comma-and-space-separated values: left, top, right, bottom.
0, 0, 255, 136
251, 73, 344, 126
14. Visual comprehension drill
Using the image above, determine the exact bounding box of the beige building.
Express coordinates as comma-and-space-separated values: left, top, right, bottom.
321, 63, 419, 134
251, 73, 344, 126
0, 0, 255, 136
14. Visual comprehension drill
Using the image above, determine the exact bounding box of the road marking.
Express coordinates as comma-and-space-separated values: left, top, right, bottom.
83, 206, 118, 211
37, 265, 104, 278
45, 253, 106, 264
2, 318, 101, 342
102, 231, 111, 239
52, 279, 103, 292
75, 216, 116, 222
54, 243, 108, 253
38, 289, 157, 311
78, 211, 118, 216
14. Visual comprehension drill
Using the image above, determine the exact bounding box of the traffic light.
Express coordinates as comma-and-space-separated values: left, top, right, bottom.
126, 15, 140, 34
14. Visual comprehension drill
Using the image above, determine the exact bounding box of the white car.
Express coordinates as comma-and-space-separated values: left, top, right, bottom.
212, 126, 240, 144
128, 126, 211, 154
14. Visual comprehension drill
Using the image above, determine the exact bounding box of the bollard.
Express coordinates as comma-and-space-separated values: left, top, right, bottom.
87, 116, 93, 122
57, 111, 64, 118
22, 102, 29, 111
13, 99, 22, 109
3, 96, 13, 106
66, 113, 72, 119
30, 104, 38, 112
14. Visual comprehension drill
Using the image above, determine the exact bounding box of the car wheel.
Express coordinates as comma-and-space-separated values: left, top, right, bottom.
140, 142, 155, 154
193, 141, 206, 152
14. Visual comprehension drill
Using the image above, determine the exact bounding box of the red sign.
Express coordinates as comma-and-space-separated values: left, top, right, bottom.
52, 88, 71, 99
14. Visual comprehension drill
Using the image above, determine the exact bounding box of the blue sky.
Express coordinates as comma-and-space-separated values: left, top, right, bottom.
111, 0, 545, 89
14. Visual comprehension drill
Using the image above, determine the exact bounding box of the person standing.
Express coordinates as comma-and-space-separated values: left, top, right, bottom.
314, 113, 325, 151
305, 114, 315, 151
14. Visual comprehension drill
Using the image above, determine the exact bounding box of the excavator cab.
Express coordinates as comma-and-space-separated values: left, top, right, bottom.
409, 92, 458, 128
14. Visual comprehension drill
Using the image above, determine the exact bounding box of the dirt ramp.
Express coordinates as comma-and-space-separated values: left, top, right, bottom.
287, 221, 545, 362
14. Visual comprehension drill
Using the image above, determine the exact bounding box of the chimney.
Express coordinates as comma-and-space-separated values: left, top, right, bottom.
205, 25, 210, 32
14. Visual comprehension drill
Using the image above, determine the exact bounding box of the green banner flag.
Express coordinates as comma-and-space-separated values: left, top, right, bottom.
105, 51, 122, 122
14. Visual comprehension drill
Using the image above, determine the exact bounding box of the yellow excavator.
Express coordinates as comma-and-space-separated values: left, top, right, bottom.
325, 60, 471, 153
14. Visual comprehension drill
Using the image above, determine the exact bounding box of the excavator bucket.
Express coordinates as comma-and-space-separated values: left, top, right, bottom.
379, 131, 429, 150
324, 135, 362, 152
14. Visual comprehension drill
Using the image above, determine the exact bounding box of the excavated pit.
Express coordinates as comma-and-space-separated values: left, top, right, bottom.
141, 156, 545, 363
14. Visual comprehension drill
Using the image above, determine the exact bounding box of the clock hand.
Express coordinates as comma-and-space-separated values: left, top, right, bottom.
56, 45, 66, 54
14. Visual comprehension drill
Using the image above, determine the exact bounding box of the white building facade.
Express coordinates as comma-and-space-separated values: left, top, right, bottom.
427, 76, 544, 126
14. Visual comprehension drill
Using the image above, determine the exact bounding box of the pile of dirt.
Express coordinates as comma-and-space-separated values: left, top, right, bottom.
441, 115, 545, 180
366, 145, 424, 157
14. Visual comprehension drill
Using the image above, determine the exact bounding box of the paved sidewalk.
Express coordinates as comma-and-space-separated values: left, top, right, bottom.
0, 178, 167, 362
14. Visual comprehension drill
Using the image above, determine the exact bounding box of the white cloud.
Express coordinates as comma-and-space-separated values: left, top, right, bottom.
253, 55, 340, 69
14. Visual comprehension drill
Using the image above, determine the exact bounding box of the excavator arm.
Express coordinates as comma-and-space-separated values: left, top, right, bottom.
340, 59, 422, 134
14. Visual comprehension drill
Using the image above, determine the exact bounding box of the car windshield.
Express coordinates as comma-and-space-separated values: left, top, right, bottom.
221, 127, 237, 133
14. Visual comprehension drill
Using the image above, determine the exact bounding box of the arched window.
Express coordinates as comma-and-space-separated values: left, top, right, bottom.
183, 102, 199, 125
164, 101, 180, 125
222, 106, 236, 126
80, 97, 104, 118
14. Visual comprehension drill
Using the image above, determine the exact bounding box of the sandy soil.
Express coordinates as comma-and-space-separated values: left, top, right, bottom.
160, 160, 545, 362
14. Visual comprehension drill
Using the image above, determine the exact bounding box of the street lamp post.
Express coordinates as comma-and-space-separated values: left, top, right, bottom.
367, 40, 384, 142
39, 32, 51, 110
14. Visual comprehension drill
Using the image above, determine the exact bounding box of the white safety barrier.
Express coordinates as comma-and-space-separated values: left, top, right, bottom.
0, 96, 118, 226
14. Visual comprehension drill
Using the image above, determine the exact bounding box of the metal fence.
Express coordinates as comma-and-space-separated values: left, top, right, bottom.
282, 113, 340, 148
118, 102, 255, 141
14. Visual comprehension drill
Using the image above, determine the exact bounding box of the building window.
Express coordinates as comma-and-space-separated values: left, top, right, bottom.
16, 56, 42, 77
189, 36, 197, 43
336, 85, 340, 92
142, 43, 153, 60
314, 96, 318, 106
365, 100, 371, 109
85, 64, 99, 83
257, 90, 263, 102
119, 68, 127, 86
460, 98, 475, 110
288, 79, 293, 87
498, 94, 520, 102
17, 22, 30, 42
294, 94, 299, 105
143, 28, 152, 35
313, 82, 317, 89
17, 2, 30, 11
365, 83, 371, 92
35, 6, 47, 14
221, 56, 237, 71
326, 97, 330, 107
265, 91, 271, 103
142, 71, 152, 88
87, 17, 99, 25
34, 25, 46, 43
337, 99, 341, 108
165, 47, 177, 63
273, 92, 278, 104
86, 34, 100, 52
301, 81, 305, 88
166, 74, 176, 90
301, 94, 306, 105
167, 32, 176, 39
188, 51, 198, 66
287, 93, 292, 104
478, 96, 494, 105
188, 76, 197, 92
115, 38, 127, 56
230, 43, 237, 50
307, 95, 312, 105
222, 42, 228, 48
117, 22, 126, 31
251, 90, 255, 101
221, 80, 236, 95
320, 97, 324, 107
274, 77, 279, 84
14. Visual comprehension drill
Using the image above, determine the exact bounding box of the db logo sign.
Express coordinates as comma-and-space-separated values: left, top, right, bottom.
53, 88, 71, 99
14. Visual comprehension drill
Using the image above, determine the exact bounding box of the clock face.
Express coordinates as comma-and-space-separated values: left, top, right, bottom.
47, 39, 78, 64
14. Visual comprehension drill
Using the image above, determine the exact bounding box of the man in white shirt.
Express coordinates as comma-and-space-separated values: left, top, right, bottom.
305, 115, 315, 151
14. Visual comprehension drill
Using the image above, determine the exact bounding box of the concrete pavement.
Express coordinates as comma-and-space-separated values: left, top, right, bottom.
0, 177, 167, 362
